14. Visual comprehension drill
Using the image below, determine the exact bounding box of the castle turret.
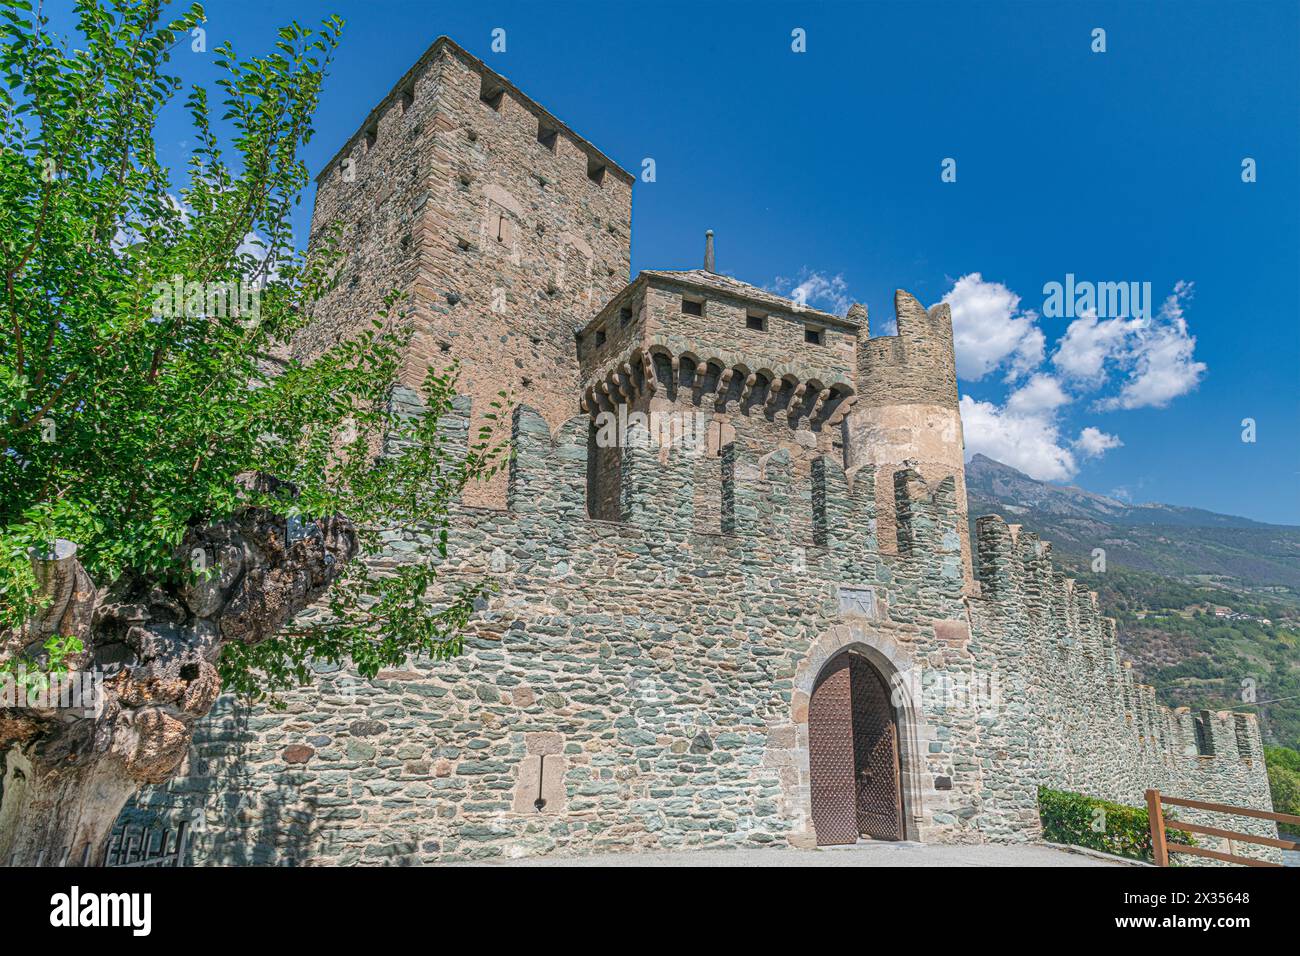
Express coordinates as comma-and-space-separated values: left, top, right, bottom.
846, 290, 974, 590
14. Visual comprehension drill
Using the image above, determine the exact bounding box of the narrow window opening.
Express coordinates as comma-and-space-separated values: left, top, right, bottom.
805, 326, 823, 345
619, 306, 633, 326
681, 298, 704, 317
595, 328, 606, 346
537, 123, 558, 152
495, 214, 507, 243
400, 83, 415, 112
1193, 712, 1215, 756
746, 313, 766, 331
364, 123, 378, 149
586, 157, 606, 185
479, 78, 505, 111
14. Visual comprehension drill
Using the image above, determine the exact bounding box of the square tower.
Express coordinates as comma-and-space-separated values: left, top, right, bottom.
295, 37, 634, 505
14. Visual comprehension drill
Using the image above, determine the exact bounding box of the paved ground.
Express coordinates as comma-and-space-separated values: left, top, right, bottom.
463, 841, 1125, 867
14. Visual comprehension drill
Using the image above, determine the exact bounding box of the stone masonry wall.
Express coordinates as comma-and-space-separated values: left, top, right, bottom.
112, 395, 1273, 864
115, 395, 976, 863
972, 516, 1279, 861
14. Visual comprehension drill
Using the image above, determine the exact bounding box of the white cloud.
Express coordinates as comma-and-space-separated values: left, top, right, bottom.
960, 380, 1122, 481
1075, 426, 1123, 458
959, 395, 1079, 481
1051, 282, 1206, 411
770, 269, 852, 316
942, 273, 1044, 382
1006, 373, 1069, 415
1095, 282, 1206, 410
1051, 311, 1135, 385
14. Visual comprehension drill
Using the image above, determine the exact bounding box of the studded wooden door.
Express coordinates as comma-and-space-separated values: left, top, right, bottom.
850, 657, 903, 841
809, 653, 903, 845
808, 655, 858, 844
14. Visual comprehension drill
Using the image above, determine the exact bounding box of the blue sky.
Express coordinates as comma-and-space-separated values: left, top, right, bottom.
44, 0, 1300, 523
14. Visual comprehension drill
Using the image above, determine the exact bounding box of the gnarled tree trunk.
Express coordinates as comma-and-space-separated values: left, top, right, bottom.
0, 484, 356, 866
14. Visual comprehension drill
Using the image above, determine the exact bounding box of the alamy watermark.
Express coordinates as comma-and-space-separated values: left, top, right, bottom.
1, 669, 104, 716
592, 406, 711, 454
1042, 274, 1152, 321
150, 275, 261, 326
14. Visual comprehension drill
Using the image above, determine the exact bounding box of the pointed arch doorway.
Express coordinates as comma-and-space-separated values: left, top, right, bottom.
808, 651, 904, 845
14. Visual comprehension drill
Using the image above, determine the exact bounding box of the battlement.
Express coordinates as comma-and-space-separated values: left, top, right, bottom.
502, 399, 955, 550
314, 36, 633, 194
972, 512, 1265, 769
855, 290, 958, 408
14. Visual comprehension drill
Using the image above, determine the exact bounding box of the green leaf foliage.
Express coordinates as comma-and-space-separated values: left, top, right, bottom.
0, 1, 507, 703
1037, 786, 1195, 863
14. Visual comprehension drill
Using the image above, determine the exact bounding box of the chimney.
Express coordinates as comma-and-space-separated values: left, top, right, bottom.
703, 230, 715, 273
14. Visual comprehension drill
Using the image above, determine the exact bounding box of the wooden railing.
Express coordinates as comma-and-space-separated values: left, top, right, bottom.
1145, 789, 1300, 867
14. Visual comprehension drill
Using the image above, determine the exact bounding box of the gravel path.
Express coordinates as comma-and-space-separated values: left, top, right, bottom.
460, 841, 1125, 867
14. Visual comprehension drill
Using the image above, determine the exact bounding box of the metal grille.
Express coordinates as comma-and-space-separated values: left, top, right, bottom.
105, 821, 189, 867
809, 652, 903, 845
808, 656, 859, 845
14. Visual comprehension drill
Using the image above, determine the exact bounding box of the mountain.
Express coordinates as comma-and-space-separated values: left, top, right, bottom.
965, 454, 1300, 593
964, 454, 1300, 751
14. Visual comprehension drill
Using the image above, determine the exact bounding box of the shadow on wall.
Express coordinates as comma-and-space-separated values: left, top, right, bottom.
112, 697, 329, 866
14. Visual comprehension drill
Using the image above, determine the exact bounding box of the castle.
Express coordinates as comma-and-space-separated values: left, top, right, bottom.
114, 37, 1275, 863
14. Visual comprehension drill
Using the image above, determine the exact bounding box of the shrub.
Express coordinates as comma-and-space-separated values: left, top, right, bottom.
1264, 747, 1300, 838
1038, 786, 1194, 862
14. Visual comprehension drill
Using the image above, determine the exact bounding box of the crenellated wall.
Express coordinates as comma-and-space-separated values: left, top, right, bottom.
111, 393, 1274, 864
971, 515, 1278, 860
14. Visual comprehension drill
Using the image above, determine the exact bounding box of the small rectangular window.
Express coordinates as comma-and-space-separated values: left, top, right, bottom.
537, 123, 558, 152
681, 298, 704, 317
804, 327, 823, 345
595, 328, 606, 346
479, 78, 504, 111
619, 306, 633, 326
364, 123, 378, 149
400, 83, 415, 112
746, 313, 766, 331
587, 157, 606, 185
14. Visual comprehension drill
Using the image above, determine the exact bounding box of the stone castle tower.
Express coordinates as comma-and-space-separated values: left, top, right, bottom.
297, 36, 973, 580
297, 37, 633, 507
111, 37, 1275, 863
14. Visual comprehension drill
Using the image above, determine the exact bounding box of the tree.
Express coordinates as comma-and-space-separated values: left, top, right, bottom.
0, 0, 503, 865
